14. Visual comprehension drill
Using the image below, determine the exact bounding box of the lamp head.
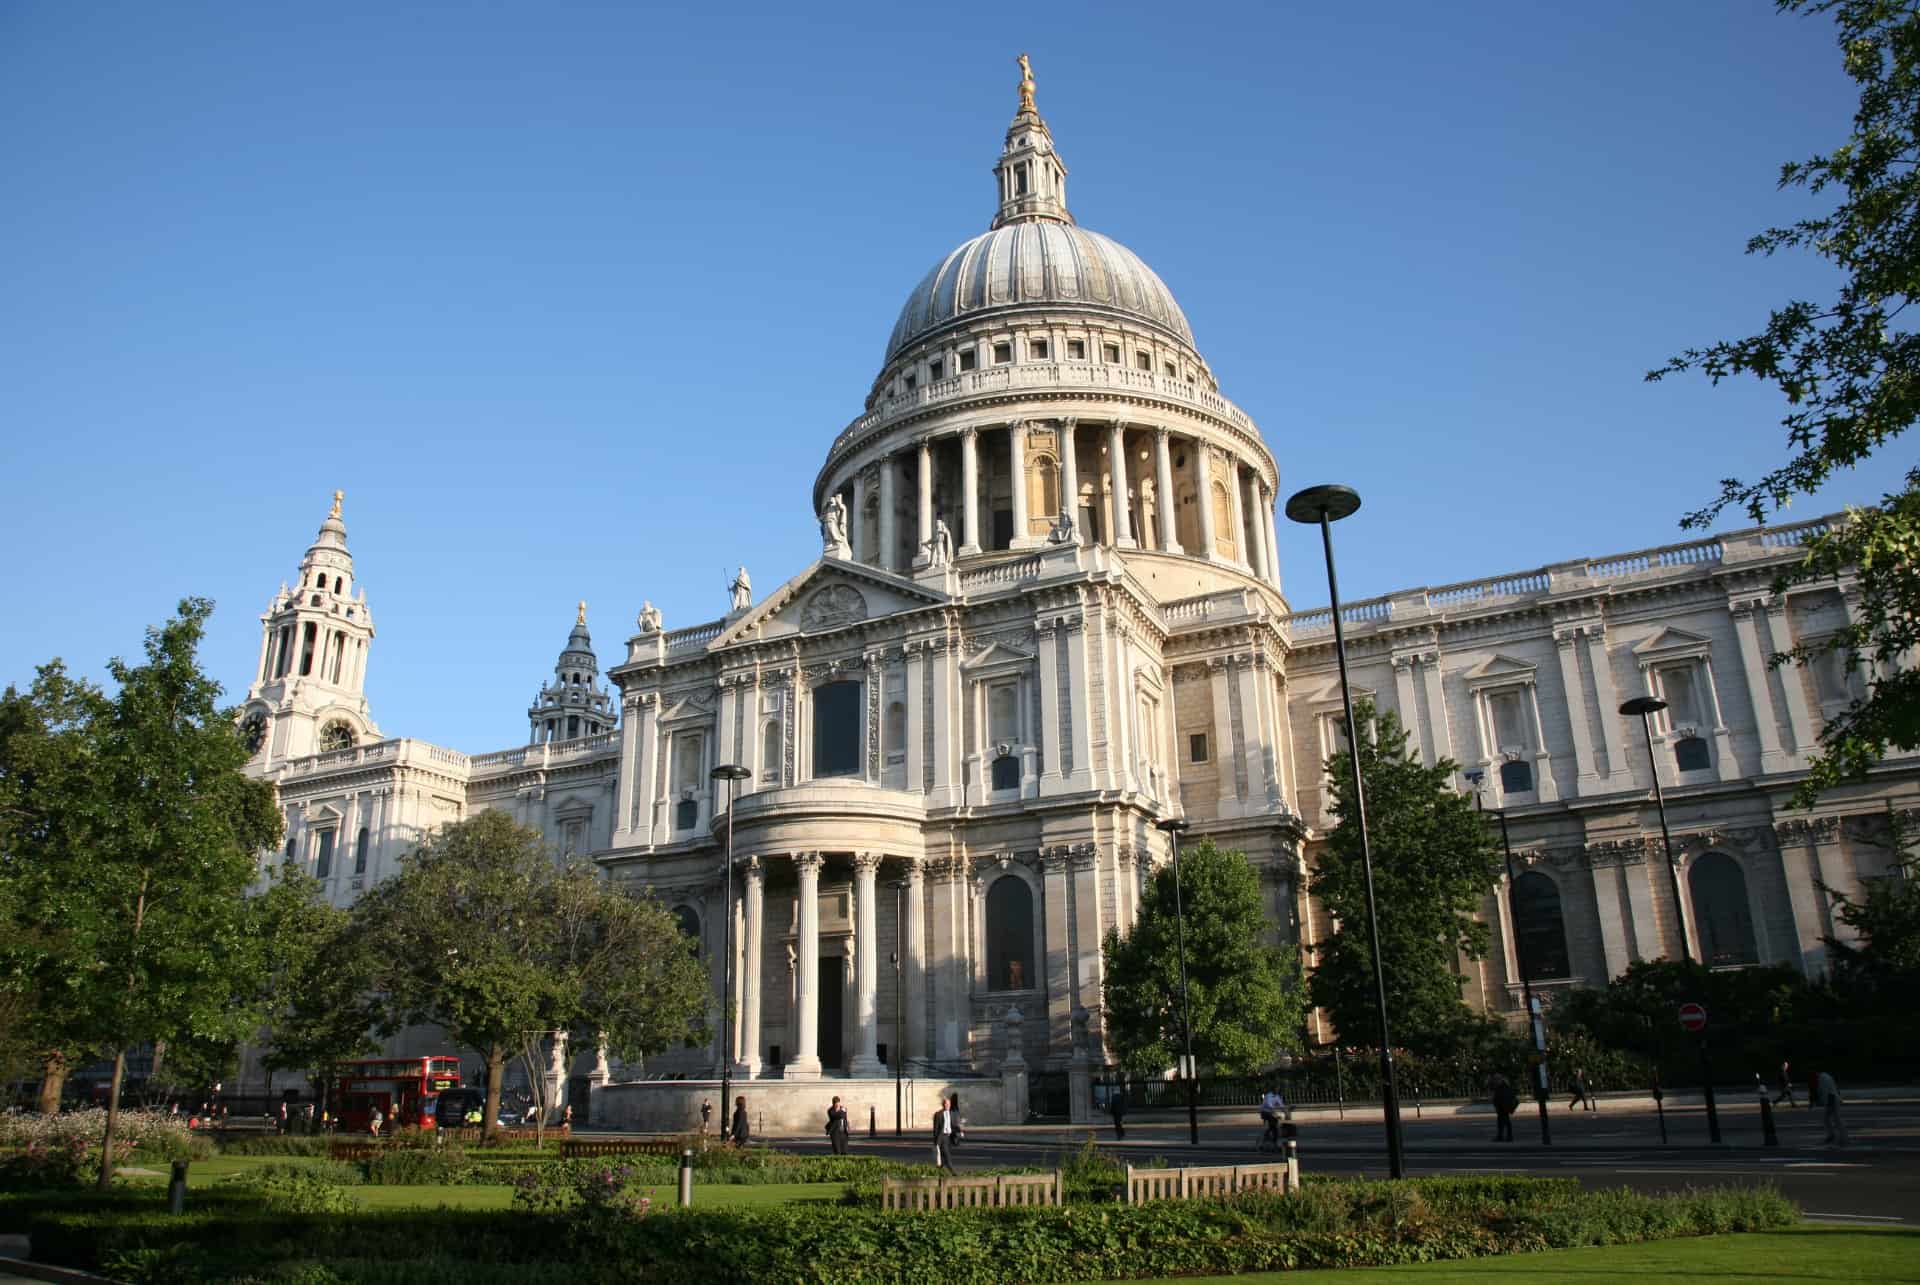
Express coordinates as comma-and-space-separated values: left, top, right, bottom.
1618, 696, 1668, 718
1154, 817, 1191, 835
710, 763, 752, 782
1285, 484, 1362, 525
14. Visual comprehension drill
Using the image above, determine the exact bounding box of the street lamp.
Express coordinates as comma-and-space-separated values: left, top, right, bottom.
1463, 769, 1552, 1147
711, 763, 752, 1128
1285, 483, 1406, 1179
1617, 697, 1720, 1143
891, 878, 907, 1137
1152, 816, 1200, 1146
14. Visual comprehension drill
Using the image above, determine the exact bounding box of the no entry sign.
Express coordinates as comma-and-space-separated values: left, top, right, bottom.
1678, 1002, 1708, 1033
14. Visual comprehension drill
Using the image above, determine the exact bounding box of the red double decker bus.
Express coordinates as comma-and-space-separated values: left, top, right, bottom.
336, 1056, 463, 1133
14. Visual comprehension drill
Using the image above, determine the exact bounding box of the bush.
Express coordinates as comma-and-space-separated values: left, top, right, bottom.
225, 1159, 364, 1187
218, 1167, 360, 1214
219, 1135, 333, 1157
363, 1149, 471, 1186
0, 1107, 201, 1180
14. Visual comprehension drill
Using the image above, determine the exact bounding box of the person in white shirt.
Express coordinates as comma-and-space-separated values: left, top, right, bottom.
1259, 1090, 1286, 1147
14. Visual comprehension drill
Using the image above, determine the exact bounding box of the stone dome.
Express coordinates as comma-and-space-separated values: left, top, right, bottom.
884, 222, 1194, 364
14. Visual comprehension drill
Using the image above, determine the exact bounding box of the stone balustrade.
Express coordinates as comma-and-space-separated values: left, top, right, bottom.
469, 729, 620, 774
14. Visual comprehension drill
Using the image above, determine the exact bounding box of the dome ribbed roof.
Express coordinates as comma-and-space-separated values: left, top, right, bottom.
884, 222, 1194, 364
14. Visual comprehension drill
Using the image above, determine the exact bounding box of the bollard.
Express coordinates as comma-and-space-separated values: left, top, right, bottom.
1759, 1089, 1779, 1147
167, 1160, 189, 1215
1652, 1075, 1668, 1145
677, 1148, 693, 1208
1284, 1138, 1299, 1192
869, 1104, 877, 1139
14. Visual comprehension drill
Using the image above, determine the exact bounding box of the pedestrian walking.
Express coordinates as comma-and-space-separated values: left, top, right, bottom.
1258, 1088, 1286, 1149
561, 1104, 573, 1136
1108, 1085, 1127, 1141
369, 1106, 384, 1137
1567, 1067, 1594, 1112
826, 1095, 850, 1155
947, 1093, 963, 1151
277, 1101, 289, 1135
932, 1099, 957, 1173
1492, 1075, 1519, 1142
1816, 1070, 1847, 1146
699, 1098, 713, 1136
729, 1095, 749, 1148
1774, 1059, 1798, 1108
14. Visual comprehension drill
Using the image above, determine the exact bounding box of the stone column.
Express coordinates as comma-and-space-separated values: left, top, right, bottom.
878, 455, 898, 573
1154, 428, 1180, 553
1731, 599, 1790, 773
1254, 482, 1276, 580
916, 439, 934, 559
1553, 630, 1599, 792
852, 470, 870, 564
903, 861, 926, 1062
739, 857, 764, 1076
850, 853, 884, 1075
1263, 485, 1283, 588
1763, 602, 1817, 759
1108, 421, 1132, 546
1042, 849, 1074, 1063
1194, 443, 1217, 559
1586, 630, 1626, 779
1009, 421, 1029, 546
788, 853, 823, 1077
959, 428, 981, 555
1058, 419, 1080, 542
1226, 462, 1247, 567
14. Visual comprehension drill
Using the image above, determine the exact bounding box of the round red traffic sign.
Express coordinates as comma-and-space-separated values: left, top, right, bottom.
1678, 1002, 1708, 1033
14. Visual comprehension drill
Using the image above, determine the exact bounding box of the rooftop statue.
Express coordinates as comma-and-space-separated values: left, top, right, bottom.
821, 493, 851, 560
1017, 53, 1035, 114
729, 566, 753, 613
637, 600, 662, 634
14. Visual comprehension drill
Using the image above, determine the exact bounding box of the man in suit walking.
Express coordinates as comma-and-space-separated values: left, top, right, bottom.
933, 1098, 957, 1173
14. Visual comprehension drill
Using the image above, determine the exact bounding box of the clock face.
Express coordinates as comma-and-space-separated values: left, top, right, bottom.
319, 720, 355, 753
242, 713, 268, 754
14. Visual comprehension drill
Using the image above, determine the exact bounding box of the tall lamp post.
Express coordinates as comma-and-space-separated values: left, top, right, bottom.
1617, 697, 1720, 1144
711, 764, 752, 1127
1152, 816, 1200, 1146
1286, 483, 1406, 1179
1464, 770, 1552, 1147
891, 878, 907, 1137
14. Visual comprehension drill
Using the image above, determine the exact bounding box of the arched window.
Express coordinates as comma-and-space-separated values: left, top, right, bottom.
1028, 454, 1059, 522
1210, 480, 1235, 556
284, 834, 295, 864
762, 721, 782, 785
1674, 735, 1711, 772
333, 576, 342, 593
353, 826, 369, 876
1511, 872, 1571, 979
1499, 759, 1533, 794
985, 876, 1034, 991
673, 906, 702, 958
1690, 852, 1758, 967
812, 681, 862, 778
314, 830, 334, 880
991, 754, 1021, 791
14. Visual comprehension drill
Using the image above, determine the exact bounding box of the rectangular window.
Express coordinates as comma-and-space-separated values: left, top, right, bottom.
1068, 339, 1086, 360
1102, 343, 1121, 364
988, 682, 1019, 746
1487, 689, 1529, 752
1135, 351, 1152, 371
992, 341, 1013, 365
1164, 362, 1176, 377
903, 373, 916, 392
1660, 666, 1703, 728
927, 359, 943, 381
1810, 646, 1853, 706
1030, 338, 1049, 360
315, 829, 335, 880
1189, 732, 1209, 763
812, 681, 863, 778
959, 348, 978, 372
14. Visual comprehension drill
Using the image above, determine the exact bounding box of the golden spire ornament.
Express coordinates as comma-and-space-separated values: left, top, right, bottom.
329, 489, 343, 519
577, 600, 588, 626
1017, 53, 1036, 115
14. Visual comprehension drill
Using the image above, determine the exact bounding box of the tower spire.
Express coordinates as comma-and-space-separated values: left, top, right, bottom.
992, 53, 1070, 229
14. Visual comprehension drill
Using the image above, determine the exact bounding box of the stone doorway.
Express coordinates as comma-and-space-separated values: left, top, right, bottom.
819, 956, 846, 1070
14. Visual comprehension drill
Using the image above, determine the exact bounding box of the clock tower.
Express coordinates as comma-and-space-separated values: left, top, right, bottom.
240, 490, 381, 767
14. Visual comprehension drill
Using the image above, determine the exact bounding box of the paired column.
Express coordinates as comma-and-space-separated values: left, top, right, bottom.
877, 456, 898, 573
1226, 462, 1247, 567
903, 862, 926, 1063
1009, 421, 1030, 544
1059, 420, 1080, 541
737, 858, 764, 1076
788, 853, 823, 1077
851, 471, 870, 563
916, 440, 934, 556
959, 428, 981, 555
850, 853, 883, 1074
1154, 428, 1180, 552
1194, 444, 1218, 559
1108, 422, 1132, 546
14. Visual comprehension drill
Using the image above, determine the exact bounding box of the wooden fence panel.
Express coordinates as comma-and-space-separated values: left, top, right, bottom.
1125, 1162, 1297, 1205
881, 1173, 1063, 1212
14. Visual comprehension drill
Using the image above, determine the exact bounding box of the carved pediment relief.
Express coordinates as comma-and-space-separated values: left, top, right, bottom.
801, 584, 868, 632
711, 561, 948, 646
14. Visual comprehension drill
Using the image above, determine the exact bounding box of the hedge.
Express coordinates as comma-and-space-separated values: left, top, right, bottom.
8, 1174, 1796, 1284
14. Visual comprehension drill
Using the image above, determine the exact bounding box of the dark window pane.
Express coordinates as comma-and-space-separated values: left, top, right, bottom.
991, 754, 1020, 791
675, 798, 698, 830
1689, 852, 1758, 966
674, 906, 702, 958
1189, 733, 1209, 763
315, 830, 334, 879
812, 681, 862, 778
353, 827, 369, 876
986, 876, 1034, 991
1511, 872, 1571, 979
1499, 760, 1533, 793
1674, 736, 1710, 772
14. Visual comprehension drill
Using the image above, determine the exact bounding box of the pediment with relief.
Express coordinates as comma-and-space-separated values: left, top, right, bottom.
1633, 626, 1713, 661
710, 559, 948, 646
961, 640, 1036, 672
1463, 653, 1538, 689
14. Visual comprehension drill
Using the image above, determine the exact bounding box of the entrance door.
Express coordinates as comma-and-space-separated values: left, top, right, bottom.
819, 956, 846, 1070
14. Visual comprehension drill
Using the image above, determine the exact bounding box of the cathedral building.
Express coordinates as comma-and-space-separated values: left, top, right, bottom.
240, 64, 1918, 1125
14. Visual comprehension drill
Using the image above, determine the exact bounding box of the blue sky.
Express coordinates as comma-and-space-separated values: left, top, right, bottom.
2, 1, 1908, 754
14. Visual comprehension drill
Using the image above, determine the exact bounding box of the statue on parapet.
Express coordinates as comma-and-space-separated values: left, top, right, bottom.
924, 517, 954, 568
1048, 509, 1077, 545
821, 493, 851, 559
728, 566, 753, 613
637, 601, 662, 634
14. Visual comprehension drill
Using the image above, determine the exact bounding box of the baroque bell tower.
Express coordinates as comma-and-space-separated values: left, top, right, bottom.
528, 602, 614, 744
240, 491, 380, 765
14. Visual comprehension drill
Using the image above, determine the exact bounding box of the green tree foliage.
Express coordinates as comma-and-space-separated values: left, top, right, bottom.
0, 600, 283, 1185
1310, 700, 1503, 1054
251, 864, 379, 1108
1649, 0, 1920, 804
353, 810, 710, 1138
1101, 838, 1305, 1076
1822, 805, 1920, 999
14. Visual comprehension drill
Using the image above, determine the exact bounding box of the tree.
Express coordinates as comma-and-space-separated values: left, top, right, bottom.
1823, 805, 1920, 997
1649, 0, 1920, 804
0, 601, 283, 1186
1310, 700, 1503, 1054
1101, 838, 1305, 1077
353, 810, 709, 1139
251, 864, 379, 1112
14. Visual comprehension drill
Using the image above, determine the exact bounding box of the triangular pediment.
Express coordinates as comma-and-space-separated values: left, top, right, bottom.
961, 640, 1036, 672
1634, 626, 1712, 657
711, 558, 948, 647
1467, 653, 1537, 679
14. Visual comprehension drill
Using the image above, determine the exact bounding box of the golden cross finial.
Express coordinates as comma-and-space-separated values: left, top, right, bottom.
1017, 53, 1036, 114
577, 600, 587, 626
329, 489, 343, 519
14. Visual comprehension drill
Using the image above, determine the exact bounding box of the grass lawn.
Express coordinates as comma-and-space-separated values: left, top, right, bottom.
1120, 1227, 1920, 1284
